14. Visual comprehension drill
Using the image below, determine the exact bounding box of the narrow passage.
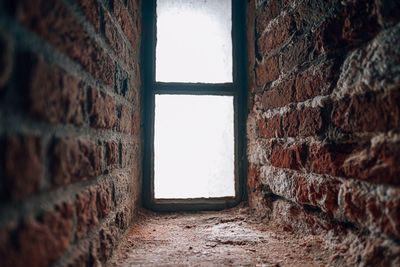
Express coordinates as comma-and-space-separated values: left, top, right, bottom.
109, 205, 334, 266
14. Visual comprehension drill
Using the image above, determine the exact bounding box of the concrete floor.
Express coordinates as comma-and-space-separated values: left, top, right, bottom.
109, 204, 335, 266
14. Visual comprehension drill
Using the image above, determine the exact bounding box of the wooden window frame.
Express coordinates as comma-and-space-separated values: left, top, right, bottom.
142, 0, 247, 211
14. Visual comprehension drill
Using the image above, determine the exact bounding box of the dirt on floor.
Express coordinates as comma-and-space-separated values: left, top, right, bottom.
109, 204, 340, 266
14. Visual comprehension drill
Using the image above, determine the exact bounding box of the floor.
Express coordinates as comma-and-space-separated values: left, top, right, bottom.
109, 204, 335, 266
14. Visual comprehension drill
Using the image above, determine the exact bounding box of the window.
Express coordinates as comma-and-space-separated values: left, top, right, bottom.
142, 0, 247, 210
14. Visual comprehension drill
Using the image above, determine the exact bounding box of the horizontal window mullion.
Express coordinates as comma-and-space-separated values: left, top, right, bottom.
154, 82, 235, 95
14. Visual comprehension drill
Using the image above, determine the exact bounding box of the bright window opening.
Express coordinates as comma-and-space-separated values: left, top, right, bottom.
154, 95, 235, 199
156, 0, 232, 83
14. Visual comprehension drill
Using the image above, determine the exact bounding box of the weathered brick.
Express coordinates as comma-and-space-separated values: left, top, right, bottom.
97, 226, 118, 262
27, 59, 85, 125
105, 141, 119, 169
306, 143, 354, 178
131, 111, 140, 135
331, 89, 400, 133
113, 0, 139, 52
120, 142, 137, 168
257, 115, 282, 138
96, 183, 112, 218
255, 56, 280, 87
248, 164, 261, 190
118, 105, 132, 133
127, 0, 142, 35
281, 33, 314, 73
18, 0, 114, 85
0, 30, 12, 91
51, 138, 102, 187
77, 0, 100, 32
294, 60, 338, 102
313, 0, 380, 53
257, 13, 295, 57
270, 141, 306, 170
89, 88, 117, 129
341, 140, 400, 185
3, 135, 43, 201
104, 11, 126, 62
262, 78, 295, 109
293, 176, 340, 215
75, 186, 98, 239
0, 202, 74, 267
282, 107, 324, 137
255, 0, 281, 37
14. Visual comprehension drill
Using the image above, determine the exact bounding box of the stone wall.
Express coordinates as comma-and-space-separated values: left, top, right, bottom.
247, 0, 400, 264
0, 0, 142, 266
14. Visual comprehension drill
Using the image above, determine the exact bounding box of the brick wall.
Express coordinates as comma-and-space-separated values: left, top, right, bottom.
0, 0, 142, 266
247, 0, 400, 264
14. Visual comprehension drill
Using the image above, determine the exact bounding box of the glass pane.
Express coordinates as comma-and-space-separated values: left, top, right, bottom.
154, 95, 235, 199
156, 0, 232, 83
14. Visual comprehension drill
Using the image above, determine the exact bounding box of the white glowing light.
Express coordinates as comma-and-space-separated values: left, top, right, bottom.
154, 95, 235, 199
156, 0, 232, 83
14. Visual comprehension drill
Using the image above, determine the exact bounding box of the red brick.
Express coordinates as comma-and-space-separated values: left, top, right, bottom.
291, 0, 337, 31
131, 111, 140, 135
313, 0, 380, 53
257, 13, 295, 57
97, 226, 118, 262
27, 59, 85, 125
89, 88, 117, 129
113, 0, 139, 52
382, 199, 400, 238
331, 89, 400, 133
0, 30, 12, 90
341, 140, 400, 185
255, 56, 280, 87
0, 202, 74, 267
262, 78, 295, 109
293, 176, 340, 215
120, 142, 137, 168
96, 183, 112, 218
294, 60, 338, 102
118, 105, 133, 133
282, 107, 324, 137
51, 138, 102, 187
281, 33, 314, 73
18, 0, 114, 85
76, 186, 98, 239
257, 115, 282, 138
4, 135, 43, 201
342, 184, 369, 224
105, 141, 119, 169
248, 165, 261, 190
255, 0, 281, 37
104, 11, 126, 62
77, 0, 100, 32
270, 141, 306, 170
307, 143, 354, 177
127, 0, 142, 35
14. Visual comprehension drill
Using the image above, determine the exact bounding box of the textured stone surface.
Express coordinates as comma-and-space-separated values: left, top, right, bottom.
89, 88, 117, 129
3, 135, 43, 201
27, 59, 85, 125
18, 0, 114, 85
0, 0, 142, 265
51, 138, 102, 187
0, 202, 74, 267
248, 0, 400, 264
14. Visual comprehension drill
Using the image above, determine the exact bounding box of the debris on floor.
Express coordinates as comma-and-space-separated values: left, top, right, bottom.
109, 204, 335, 266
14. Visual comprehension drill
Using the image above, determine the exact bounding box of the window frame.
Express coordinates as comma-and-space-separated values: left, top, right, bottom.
142, 0, 247, 211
